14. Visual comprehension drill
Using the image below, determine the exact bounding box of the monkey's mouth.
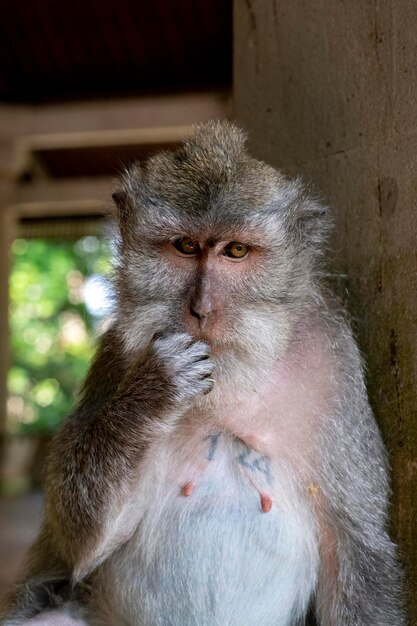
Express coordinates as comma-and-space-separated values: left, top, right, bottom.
191, 329, 223, 344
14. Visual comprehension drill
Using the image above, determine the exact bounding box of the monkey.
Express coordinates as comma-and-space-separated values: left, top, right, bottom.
0, 120, 404, 625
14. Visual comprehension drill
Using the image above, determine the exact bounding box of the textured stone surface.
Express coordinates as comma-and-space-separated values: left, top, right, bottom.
234, 0, 417, 620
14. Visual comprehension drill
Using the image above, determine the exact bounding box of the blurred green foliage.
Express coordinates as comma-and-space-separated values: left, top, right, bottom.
8, 236, 112, 434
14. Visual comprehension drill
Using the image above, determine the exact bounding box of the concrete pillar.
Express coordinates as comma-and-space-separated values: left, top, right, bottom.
234, 0, 417, 619
0, 184, 13, 435
0, 106, 23, 437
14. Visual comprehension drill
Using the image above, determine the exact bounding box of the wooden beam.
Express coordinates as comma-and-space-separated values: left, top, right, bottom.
18, 125, 195, 152
12, 125, 195, 178
0, 184, 16, 434
9, 177, 114, 218
1, 91, 231, 137
1, 90, 231, 179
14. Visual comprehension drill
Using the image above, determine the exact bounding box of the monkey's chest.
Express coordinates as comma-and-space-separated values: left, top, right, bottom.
101, 434, 318, 626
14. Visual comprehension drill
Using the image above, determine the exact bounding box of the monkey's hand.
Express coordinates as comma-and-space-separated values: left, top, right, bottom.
141, 332, 214, 406
155, 333, 215, 402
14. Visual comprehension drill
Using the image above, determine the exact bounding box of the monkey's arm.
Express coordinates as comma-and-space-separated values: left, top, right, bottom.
43, 332, 212, 579
313, 371, 404, 624
2, 330, 213, 625
0, 329, 128, 623
315, 480, 404, 624
43, 327, 136, 577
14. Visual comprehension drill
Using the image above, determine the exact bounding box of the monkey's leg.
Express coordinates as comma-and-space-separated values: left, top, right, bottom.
1, 530, 93, 626
0, 529, 78, 626
316, 520, 405, 626
310, 447, 405, 626
12, 608, 88, 626
1, 572, 90, 626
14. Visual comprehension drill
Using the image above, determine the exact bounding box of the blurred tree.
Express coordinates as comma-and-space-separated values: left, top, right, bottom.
7, 236, 112, 434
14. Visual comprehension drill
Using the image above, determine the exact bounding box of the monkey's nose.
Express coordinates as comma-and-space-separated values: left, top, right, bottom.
190, 301, 213, 328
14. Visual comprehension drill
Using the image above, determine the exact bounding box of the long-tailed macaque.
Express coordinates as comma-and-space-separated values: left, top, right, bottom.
1, 121, 404, 625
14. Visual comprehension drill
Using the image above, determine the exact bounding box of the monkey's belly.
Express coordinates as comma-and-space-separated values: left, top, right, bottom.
97, 437, 318, 626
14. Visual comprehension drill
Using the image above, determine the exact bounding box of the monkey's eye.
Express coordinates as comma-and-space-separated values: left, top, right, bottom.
223, 241, 249, 259
173, 237, 200, 256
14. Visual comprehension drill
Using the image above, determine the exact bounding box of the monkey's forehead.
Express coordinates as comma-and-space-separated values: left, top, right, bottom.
119, 119, 301, 216
145, 154, 287, 209
116, 182, 306, 255
115, 121, 311, 242
121, 159, 302, 226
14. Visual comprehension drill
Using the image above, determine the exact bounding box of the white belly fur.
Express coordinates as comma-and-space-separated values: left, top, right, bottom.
93, 432, 319, 626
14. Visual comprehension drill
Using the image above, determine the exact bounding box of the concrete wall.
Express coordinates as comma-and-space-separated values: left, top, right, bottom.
234, 0, 417, 620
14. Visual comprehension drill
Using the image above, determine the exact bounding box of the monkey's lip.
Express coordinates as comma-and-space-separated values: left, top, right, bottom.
193, 334, 214, 345
190, 332, 225, 354
184, 322, 213, 340
184, 318, 226, 347
189, 329, 220, 343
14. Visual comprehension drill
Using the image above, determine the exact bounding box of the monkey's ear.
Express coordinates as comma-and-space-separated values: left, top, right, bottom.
286, 196, 332, 254
112, 163, 144, 244
112, 190, 137, 245
112, 190, 127, 219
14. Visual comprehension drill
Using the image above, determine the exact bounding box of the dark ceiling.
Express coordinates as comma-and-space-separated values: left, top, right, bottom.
0, 0, 232, 103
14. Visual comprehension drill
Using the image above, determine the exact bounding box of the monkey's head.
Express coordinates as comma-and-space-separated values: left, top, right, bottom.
113, 120, 331, 372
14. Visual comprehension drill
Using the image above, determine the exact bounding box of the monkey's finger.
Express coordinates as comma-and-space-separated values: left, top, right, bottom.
203, 379, 215, 395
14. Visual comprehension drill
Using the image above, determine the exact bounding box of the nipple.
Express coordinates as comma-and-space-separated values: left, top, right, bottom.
260, 493, 272, 513
181, 482, 194, 497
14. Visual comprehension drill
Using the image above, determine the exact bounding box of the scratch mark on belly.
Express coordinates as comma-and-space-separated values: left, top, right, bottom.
237, 443, 273, 486
204, 432, 222, 461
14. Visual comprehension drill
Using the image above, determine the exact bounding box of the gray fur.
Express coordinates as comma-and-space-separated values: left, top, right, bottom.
0, 120, 405, 625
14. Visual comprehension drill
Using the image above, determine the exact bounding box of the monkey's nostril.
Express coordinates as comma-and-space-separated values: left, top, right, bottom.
190, 305, 211, 320
190, 306, 202, 319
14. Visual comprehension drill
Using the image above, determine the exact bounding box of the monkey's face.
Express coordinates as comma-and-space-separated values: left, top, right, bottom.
114, 121, 330, 366
115, 211, 323, 369
168, 234, 268, 347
